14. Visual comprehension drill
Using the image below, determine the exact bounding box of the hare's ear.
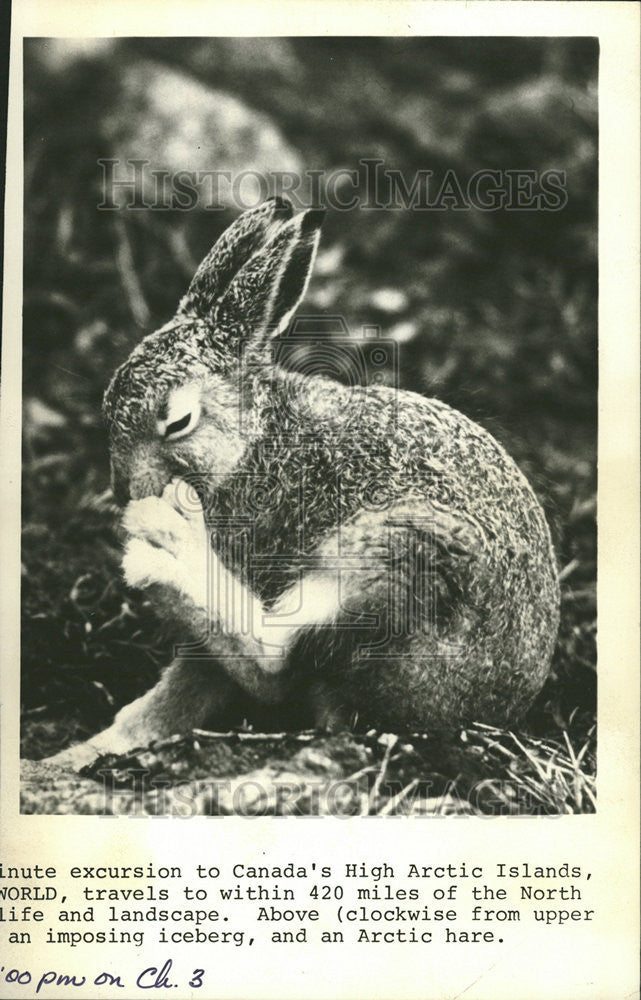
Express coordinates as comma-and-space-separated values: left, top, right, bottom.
178, 197, 294, 318
216, 208, 324, 343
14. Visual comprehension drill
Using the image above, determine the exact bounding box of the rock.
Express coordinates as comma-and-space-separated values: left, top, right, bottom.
103, 61, 302, 212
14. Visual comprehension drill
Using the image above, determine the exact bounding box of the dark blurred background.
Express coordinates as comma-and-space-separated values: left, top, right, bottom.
21, 37, 597, 757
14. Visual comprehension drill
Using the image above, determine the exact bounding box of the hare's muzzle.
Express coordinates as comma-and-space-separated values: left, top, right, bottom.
110, 449, 173, 505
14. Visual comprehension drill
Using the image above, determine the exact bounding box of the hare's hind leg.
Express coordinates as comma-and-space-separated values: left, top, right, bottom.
42, 658, 242, 770
267, 503, 484, 733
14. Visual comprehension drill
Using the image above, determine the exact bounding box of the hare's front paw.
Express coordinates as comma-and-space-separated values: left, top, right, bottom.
121, 480, 209, 605
122, 479, 207, 556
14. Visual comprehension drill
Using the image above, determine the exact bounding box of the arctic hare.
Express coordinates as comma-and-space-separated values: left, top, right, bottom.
47, 197, 559, 768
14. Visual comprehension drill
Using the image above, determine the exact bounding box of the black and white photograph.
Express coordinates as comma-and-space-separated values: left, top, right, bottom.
19, 35, 598, 815
1, 4, 639, 999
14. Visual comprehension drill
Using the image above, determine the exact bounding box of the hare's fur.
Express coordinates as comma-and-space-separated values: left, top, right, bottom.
46, 198, 560, 769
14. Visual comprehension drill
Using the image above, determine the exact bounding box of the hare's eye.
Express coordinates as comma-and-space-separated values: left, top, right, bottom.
157, 386, 202, 441
165, 412, 192, 437
158, 407, 200, 441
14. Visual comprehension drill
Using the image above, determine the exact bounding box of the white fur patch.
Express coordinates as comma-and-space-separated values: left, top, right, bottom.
259, 571, 342, 655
